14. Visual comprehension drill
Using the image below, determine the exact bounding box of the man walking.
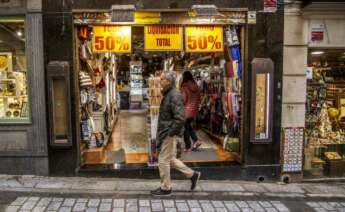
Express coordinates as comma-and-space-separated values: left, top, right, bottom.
151, 71, 201, 196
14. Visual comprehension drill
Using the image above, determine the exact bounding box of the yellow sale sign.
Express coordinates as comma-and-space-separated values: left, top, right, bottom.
185, 26, 223, 52
92, 26, 131, 53
144, 25, 183, 51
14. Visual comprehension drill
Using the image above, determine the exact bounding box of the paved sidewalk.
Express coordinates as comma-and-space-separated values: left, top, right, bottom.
2, 175, 345, 211
1, 175, 345, 198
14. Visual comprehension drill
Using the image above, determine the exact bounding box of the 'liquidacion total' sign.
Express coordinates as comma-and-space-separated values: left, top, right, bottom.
144, 25, 182, 51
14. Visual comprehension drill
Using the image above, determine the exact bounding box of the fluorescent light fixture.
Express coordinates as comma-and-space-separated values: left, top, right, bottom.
191, 5, 219, 16
311, 51, 324, 55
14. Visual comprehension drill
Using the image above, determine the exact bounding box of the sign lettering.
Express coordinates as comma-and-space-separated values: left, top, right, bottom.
144, 25, 182, 51
92, 26, 131, 53
185, 26, 223, 52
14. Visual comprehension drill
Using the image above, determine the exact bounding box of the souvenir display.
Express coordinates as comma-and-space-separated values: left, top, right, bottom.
71, 15, 245, 167
129, 61, 143, 106
189, 28, 242, 153
305, 55, 345, 177
282, 127, 304, 172
0, 51, 29, 120
147, 74, 162, 166
77, 26, 118, 153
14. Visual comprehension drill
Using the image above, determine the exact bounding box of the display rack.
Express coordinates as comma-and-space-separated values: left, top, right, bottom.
147, 75, 161, 166
282, 127, 304, 173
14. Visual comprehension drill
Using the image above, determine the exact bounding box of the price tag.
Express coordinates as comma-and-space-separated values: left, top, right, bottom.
185, 26, 223, 52
92, 26, 131, 53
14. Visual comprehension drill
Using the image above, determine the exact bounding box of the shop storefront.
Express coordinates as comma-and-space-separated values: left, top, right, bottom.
302, 2, 345, 178
44, 1, 283, 180
73, 10, 246, 168
0, 0, 48, 175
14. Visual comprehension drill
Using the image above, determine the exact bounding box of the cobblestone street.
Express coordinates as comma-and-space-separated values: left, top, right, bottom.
5, 196, 345, 212
5, 197, 293, 212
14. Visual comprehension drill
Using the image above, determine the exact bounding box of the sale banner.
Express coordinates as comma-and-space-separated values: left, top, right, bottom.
185, 26, 223, 52
92, 26, 131, 53
144, 25, 182, 51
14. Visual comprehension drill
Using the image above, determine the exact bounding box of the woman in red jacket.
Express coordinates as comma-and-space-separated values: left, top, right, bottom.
181, 71, 202, 152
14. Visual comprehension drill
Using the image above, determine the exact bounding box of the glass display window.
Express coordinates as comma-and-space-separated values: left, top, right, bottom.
0, 18, 30, 123
304, 49, 345, 177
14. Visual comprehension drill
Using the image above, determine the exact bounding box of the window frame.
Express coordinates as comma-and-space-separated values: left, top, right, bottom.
0, 16, 31, 124
250, 58, 274, 143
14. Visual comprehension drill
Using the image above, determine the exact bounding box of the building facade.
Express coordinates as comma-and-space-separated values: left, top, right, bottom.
1, 0, 285, 180
0, 0, 48, 175
283, 0, 345, 180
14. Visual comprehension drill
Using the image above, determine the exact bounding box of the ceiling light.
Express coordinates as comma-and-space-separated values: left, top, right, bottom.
16, 30, 23, 37
311, 51, 324, 55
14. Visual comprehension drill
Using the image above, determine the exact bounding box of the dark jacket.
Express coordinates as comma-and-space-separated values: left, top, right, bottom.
157, 87, 185, 147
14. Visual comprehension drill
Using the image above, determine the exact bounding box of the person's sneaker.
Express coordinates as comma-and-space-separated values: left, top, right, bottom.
150, 187, 172, 196
192, 141, 202, 151
183, 148, 192, 152
190, 171, 201, 190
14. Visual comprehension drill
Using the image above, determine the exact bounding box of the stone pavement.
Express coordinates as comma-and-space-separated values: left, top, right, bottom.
5, 196, 345, 212
1, 175, 345, 198
4, 197, 293, 212
1, 175, 345, 211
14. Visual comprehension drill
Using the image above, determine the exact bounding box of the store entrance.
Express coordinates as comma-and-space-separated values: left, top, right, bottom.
75, 25, 244, 169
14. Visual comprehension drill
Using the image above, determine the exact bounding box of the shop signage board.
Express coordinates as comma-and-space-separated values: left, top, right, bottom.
264, 0, 278, 13
144, 25, 183, 51
311, 23, 325, 43
247, 11, 257, 24
185, 26, 223, 52
135, 12, 161, 24
92, 26, 131, 53
282, 127, 304, 173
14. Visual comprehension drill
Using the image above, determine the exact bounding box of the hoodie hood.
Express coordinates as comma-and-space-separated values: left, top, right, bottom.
182, 80, 199, 92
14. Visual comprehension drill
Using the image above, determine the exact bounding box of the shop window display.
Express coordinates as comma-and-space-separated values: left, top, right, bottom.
0, 20, 29, 122
74, 22, 245, 167
77, 26, 119, 164
305, 49, 345, 177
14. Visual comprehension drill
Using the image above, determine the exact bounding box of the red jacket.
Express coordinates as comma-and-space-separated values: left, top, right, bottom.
181, 81, 201, 119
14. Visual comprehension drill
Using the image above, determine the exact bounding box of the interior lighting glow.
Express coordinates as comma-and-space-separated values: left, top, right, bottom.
16, 30, 23, 37
311, 51, 324, 55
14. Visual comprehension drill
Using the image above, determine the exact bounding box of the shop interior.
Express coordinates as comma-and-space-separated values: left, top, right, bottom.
75, 25, 244, 168
305, 49, 345, 177
0, 21, 29, 122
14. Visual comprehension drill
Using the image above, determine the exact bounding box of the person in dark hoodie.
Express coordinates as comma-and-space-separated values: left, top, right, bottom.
181, 71, 202, 152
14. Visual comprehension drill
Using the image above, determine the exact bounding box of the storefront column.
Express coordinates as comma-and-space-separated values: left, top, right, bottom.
26, 14, 48, 153
281, 1, 308, 181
